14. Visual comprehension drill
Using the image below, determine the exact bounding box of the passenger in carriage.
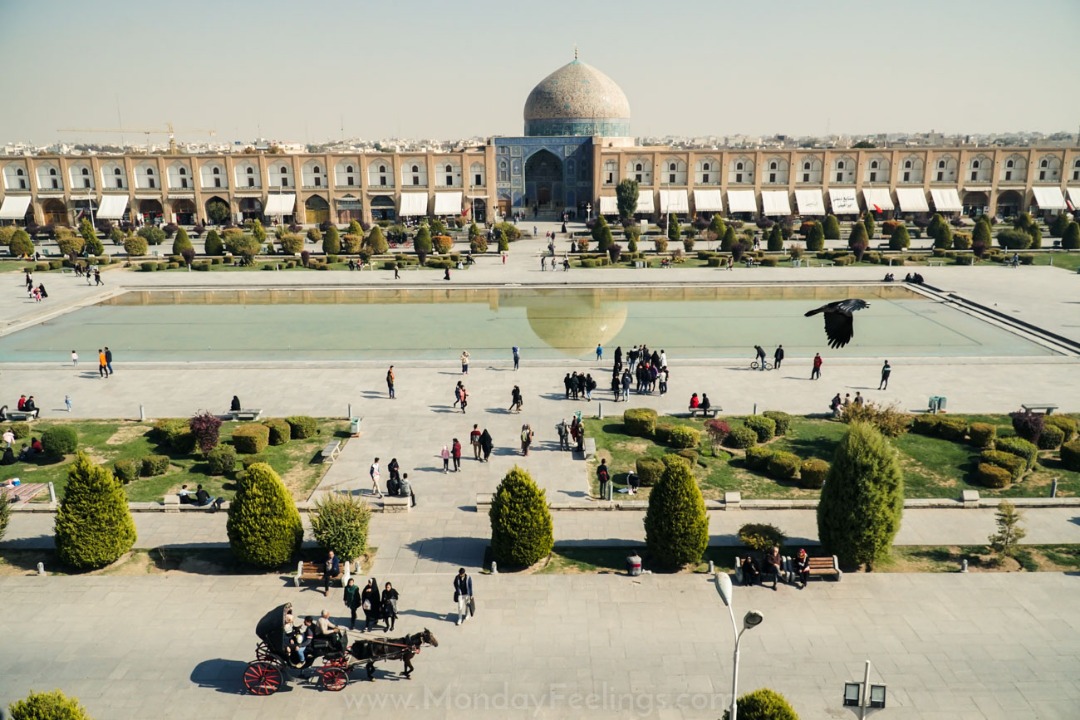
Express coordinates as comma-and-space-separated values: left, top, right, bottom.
289, 616, 315, 668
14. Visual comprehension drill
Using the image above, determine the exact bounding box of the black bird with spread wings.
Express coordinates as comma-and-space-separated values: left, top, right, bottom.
804, 299, 870, 349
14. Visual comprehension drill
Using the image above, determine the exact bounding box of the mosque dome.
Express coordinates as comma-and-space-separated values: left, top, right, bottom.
523, 57, 631, 137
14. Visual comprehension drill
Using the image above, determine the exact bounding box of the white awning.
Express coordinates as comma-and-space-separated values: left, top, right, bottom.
399, 192, 428, 217
895, 188, 929, 213
794, 189, 825, 216
598, 196, 618, 215
1068, 188, 1080, 210
264, 193, 296, 215
635, 189, 654, 214
0, 194, 32, 220
930, 188, 962, 212
862, 188, 894, 212
727, 190, 757, 214
96, 195, 129, 220
693, 189, 723, 212
1031, 186, 1066, 210
828, 188, 860, 215
761, 190, 792, 216
433, 191, 462, 215
659, 189, 689, 214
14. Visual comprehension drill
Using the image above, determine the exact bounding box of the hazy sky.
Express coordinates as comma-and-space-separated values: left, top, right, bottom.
2, 0, 1077, 145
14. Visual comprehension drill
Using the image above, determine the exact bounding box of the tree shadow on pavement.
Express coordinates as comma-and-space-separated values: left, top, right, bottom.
403, 535, 487, 568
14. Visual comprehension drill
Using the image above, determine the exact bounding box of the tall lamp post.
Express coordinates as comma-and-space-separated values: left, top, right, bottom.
586, 202, 592, 222
715, 572, 764, 720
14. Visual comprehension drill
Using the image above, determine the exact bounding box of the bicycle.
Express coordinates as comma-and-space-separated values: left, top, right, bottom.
750, 359, 773, 371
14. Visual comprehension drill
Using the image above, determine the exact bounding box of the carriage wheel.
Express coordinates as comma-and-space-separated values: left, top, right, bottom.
366, 661, 375, 680
243, 661, 283, 696
323, 655, 348, 669
255, 642, 275, 662
320, 667, 348, 692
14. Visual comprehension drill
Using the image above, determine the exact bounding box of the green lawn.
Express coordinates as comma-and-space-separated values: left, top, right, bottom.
585, 414, 1080, 500
5, 418, 347, 502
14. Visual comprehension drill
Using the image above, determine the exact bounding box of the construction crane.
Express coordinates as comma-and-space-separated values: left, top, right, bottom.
57, 123, 217, 153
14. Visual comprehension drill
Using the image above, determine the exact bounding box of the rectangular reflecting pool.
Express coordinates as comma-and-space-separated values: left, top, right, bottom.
0, 285, 1056, 362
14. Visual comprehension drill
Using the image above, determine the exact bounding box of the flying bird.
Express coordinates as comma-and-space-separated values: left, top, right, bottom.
804, 299, 870, 349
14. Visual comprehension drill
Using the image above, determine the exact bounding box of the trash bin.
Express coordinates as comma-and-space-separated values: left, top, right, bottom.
349, 417, 361, 436
626, 553, 642, 577
936, 396, 947, 412
928, 396, 947, 414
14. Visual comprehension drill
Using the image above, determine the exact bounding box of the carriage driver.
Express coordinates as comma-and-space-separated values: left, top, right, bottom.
316, 609, 340, 637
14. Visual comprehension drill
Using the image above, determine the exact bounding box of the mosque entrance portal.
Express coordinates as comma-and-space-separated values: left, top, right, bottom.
524, 150, 562, 213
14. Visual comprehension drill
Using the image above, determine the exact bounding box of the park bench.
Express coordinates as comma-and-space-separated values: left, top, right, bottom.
5, 411, 37, 422
688, 406, 718, 418
319, 439, 343, 464
582, 437, 596, 459
227, 408, 262, 421
734, 554, 789, 586
787, 555, 842, 582
2, 482, 47, 504
294, 559, 350, 589
1020, 404, 1058, 415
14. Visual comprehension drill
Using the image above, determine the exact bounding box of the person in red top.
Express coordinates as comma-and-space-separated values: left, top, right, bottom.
689, 393, 700, 409
811, 353, 823, 380
451, 438, 462, 472
469, 424, 482, 460
17, 395, 27, 411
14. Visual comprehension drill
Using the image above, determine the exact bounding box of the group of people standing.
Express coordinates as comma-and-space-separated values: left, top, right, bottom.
342, 575, 401, 632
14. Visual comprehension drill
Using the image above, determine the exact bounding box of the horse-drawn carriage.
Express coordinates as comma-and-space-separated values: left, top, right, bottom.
242, 603, 438, 696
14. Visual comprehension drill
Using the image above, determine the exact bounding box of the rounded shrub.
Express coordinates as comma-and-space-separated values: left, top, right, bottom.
767, 451, 801, 481
1045, 415, 1078, 443
41, 426, 79, 457
744, 415, 777, 443
1010, 411, 1044, 444
227, 462, 303, 568
152, 418, 195, 454
762, 411, 792, 435
113, 458, 139, 484
285, 415, 318, 440
1037, 424, 1065, 450
140, 454, 171, 477
206, 445, 237, 476
724, 426, 757, 449
8, 422, 31, 439
635, 456, 665, 487
263, 418, 291, 446
623, 408, 658, 437
976, 462, 1012, 489
9, 689, 93, 720
644, 455, 708, 570
676, 448, 699, 463
979, 450, 1026, 481
488, 466, 554, 568
310, 492, 372, 561
799, 458, 829, 489
968, 422, 996, 449
654, 423, 674, 446
936, 416, 968, 442
911, 415, 942, 436
232, 423, 270, 454
241, 455, 268, 471
1061, 440, 1080, 472
744, 446, 774, 471
55, 453, 137, 571
996, 436, 1038, 470
724, 688, 799, 720
666, 425, 701, 449
737, 523, 787, 553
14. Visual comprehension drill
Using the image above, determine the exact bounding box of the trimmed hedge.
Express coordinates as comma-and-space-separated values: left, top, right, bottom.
744, 415, 776, 443
996, 436, 1038, 470
1046, 415, 1078, 443
1037, 424, 1065, 450
635, 457, 665, 487
724, 426, 757, 449
968, 422, 996, 449
744, 446, 773, 471
767, 451, 801, 481
41, 426, 79, 457
762, 411, 792, 435
141, 454, 171, 477
624, 408, 658, 437
654, 423, 674, 446
911, 415, 941, 436
980, 450, 1025, 481
152, 418, 195, 454
976, 462, 1012, 489
936, 417, 969, 442
800, 458, 829, 489
207, 445, 237, 476
285, 415, 318, 440
666, 425, 701, 449
113, 458, 139, 484
7, 422, 31, 439
232, 423, 270, 454
1061, 440, 1080, 472
737, 523, 787, 552
263, 418, 291, 446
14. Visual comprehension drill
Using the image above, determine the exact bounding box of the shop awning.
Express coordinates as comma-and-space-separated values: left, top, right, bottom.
693, 189, 723, 212
598, 196, 618, 215
761, 191, 792, 216
0, 194, 32, 220
862, 188, 894, 212
659, 189, 689, 214
895, 188, 930, 213
96, 195, 129, 220
264, 193, 296, 215
1031, 186, 1066, 210
635, 189, 655, 214
828, 188, 860, 215
794, 189, 825, 216
727, 190, 757, 214
1068, 188, 1080, 211
399, 192, 428, 217
930, 188, 962, 212
433, 191, 462, 215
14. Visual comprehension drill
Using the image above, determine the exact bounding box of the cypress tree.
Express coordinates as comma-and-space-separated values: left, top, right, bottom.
806, 221, 825, 250
615, 178, 639, 220
720, 225, 736, 252
848, 220, 868, 248
888, 224, 910, 251
644, 455, 708, 570
1062, 221, 1080, 250
591, 215, 614, 252
489, 466, 553, 567
365, 226, 388, 255
172, 226, 193, 255
1050, 212, 1070, 237
322, 224, 341, 255
707, 215, 727, 247
204, 229, 223, 256
54, 453, 137, 571
227, 463, 303, 568
767, 223, 783, 251
666, 214, 680, 245
822, 214, 841, 240
862, 213, 875, 239
413, 224, 433, 262
816, 422, 904, 569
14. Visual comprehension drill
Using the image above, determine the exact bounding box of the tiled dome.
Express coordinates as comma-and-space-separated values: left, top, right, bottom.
523, 58, 630, 137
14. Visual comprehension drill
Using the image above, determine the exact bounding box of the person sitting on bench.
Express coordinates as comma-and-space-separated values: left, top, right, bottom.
762, 546, 783, 589
795, 548, 810, 589
230, 395, 241, 412
700, 394, 712, 415
194, 484, 223, 511
740, 555, 761, 586
177, 484, 194, 504
23, 396, 40, 418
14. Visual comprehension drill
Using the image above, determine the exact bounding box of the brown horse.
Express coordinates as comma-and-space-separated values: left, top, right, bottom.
349, 628, 438, 679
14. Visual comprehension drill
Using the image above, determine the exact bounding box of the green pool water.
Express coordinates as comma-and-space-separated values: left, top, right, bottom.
0, 287, 1055, 363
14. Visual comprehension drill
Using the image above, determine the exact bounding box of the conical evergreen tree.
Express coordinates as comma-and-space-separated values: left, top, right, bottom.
822, 214, 840, 240
806, 221, 825, 250
489, 466, 553, 567
54, 453, 136, 570
227, 463, 303, 568
645, 455, 708, 570
591, 215, 614, 252
767, 224, 783, 251
720, 225, 736, 252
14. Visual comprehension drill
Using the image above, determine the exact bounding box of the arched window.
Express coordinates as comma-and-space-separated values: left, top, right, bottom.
115, 168, 122, 175
803, 162, 811, 170
82, 168, 89, 175
736, 162, 744, 171
972, 160, 980, 169
213, 167, 220, 175
1006, 159, 1014, 168
247, 167, 254, 174
16, 168, 23, 176
1040, 159, 1048, 168
635, 163, 643, 172
412, 165, 419, 173
379, 164, 387, 173
870, 160, 878, 169
769, 161, 778, 170
668, 163, 676, 172
904, 160, 912, 169
280, 166, 288, 173
49, 168, 57, 175
702, 162, 711, 171
836, 161, 845, 170
938, 160, 946, 169
313, 166, 320, 173
346, 165, 354, 173
445, 164, 453, 173
179, 167, 186, 175
498, 161, 509, 182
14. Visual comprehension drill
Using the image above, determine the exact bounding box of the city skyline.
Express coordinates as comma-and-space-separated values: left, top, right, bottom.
2, 0, 1078, 146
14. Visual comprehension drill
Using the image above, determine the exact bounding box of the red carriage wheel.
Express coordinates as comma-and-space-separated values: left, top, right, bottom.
323, 655, 348, 668
320, 667, 348, 692
243, 661, 283, 696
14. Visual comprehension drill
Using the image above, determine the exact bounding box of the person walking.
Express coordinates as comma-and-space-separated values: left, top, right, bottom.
343, 578, 362, 629
773, 344, 784, 369
361, 579, 382, 632
556, 418, 569, 450
71, 350, 78, 366
519, 424, 534, 456
597, 458, 611, 500
459, 384, 468, 414
453, 381, 464, 409
878, 360, 891, 390
453, 568, 473, 626
595, 343, 603, 362
369, 458, 383, 498
512, 346, 520, 371
460, 350, 470, 375
811, 353, 822, 380
104, 346, 113, 375
509, 385, 523, 413
97, 348, 109, 379
451, 438, 462, 471
386, 366, 396, 399
440, 444, 450, 473
470, 424, 482, 460
381, 582, 399, 632
479, 428, 493, 462
64, 395, 72, 412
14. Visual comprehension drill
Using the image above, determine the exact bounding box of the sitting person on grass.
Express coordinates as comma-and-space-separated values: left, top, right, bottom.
194, 484, 223, 511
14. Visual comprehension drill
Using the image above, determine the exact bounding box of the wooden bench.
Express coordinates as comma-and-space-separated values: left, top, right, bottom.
5, 411, 37, 422
227, 409, 263, 421
582, 437, 596, 459
294, 560, 350, 589
2, 482, 47, 503
790, 555, 842, 582
1020, 404, 1058, 415
688, 406, 718, 418
320, 439, 343, 464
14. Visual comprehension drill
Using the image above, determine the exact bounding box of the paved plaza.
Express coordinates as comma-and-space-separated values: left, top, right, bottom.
2, 230, 1080, 718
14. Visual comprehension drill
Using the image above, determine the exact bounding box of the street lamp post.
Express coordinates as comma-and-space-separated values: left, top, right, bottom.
715, 572, 764, 720
586, 202, 592, 222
